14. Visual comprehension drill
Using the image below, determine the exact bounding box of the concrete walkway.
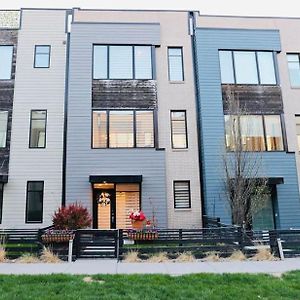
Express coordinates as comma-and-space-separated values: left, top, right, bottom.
0, 258, 300, 275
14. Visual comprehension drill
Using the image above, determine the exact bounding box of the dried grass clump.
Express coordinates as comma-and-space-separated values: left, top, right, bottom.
252, 248, 277, 261
40, 247, 62, 263
203, 251, 220, 262
176, 251, 196, 263
123, 251, 141, 263
17, 253, 40, 263
147, 252, 169, 263
0, 235, 6, 263
228, 250, 247, 261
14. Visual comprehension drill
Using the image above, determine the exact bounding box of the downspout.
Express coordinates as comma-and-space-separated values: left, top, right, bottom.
189, 11, 207, 225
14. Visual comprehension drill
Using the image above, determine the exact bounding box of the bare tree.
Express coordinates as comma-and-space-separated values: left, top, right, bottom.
222, 86, 270, 229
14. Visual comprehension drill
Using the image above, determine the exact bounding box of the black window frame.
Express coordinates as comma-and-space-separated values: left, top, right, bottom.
92, 109, 156, 149
34, 45, 51, 68
92, 45, 154, 80
167, 47, 184, 82
29, 110, 47, 149
173, 180, 191, 209
0, 183, 4, 224
224, 113, 285, 152
25, 181, 44, 224
0, 110, 9, 149
219, 50, 277, 86
170, 110, 188, 149
0, 45, 14, 80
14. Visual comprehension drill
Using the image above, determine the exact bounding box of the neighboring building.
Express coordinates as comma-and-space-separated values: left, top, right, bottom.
194, 15, 300, 229
1, 8, 300, 230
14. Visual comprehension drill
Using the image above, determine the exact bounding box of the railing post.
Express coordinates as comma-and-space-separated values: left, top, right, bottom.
68, 239, 73, 263
179, 229, 183, 247
74, 230, 80, 259
269, 230, 280, 258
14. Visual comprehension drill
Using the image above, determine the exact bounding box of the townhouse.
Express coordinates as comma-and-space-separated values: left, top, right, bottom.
0, 8, 300, 230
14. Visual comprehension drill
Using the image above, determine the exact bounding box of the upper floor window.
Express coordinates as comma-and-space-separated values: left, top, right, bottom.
287, 54, 300, 87
171, 111, 188, 149
93, 45, 153, 80
34, 45, 51, 68
168, 47, 184, 81
225, 114, 284, 152
219, 50, 276, 85
0, 111, 8, 148
0, 46, 13, 79
29, 110, 47, 148
92, 110, 154, 148
295, 116, 300, 151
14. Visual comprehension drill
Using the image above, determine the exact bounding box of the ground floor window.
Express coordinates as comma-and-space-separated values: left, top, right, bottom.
93, 183, 140, 229
26, 181, 44, 223
174, 181, 191, 209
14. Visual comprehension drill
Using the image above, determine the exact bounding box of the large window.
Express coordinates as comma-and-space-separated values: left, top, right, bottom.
29, 110, 47, 148
219, 50, 276, 85
287, 54, 300, 87
34, 46, 51, 68
225, 114, 284, 152
26, 181, 44, 223
93, 45, 153, 80
174, 181, 191, 209
171, 111, 188, 149
168, 47, 184, 81
93, 110, 154, 148
0, 46, 13, 79
0, 111, 8, 148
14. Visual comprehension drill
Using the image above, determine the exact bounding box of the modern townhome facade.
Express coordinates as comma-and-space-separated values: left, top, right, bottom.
1, 8, 300, 230
194, 15, 300, 229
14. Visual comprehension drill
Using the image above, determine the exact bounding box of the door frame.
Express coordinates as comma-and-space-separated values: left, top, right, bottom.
92, 182, 142, 229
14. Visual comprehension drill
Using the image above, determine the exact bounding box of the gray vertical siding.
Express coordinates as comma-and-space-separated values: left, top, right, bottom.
66, 23, 167, 227
194, 28, 300, 228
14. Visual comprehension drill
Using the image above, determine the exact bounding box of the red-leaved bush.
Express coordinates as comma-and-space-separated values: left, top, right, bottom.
52, 203, 92, 230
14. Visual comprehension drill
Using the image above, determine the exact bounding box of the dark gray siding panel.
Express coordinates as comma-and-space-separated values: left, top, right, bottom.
67, 23, 167, 227
195, 28, 300, 229
72, 23, 160, 45
0, 30, 17, 176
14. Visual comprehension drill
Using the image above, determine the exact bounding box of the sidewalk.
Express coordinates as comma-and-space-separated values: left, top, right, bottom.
0, 258, 300, 275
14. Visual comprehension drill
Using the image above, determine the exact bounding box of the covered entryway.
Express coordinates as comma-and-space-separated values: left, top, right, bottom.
90, 175, 142, 229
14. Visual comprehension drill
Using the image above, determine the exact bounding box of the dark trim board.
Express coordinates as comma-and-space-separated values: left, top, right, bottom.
89, 175, 142, 183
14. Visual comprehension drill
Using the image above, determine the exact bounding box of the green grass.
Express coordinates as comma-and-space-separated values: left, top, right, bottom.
0, 272, 300, 299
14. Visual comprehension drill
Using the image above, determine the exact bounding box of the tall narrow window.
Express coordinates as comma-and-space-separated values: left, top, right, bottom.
171, 111, 187, 149
174, 181, 191, 209
287, 54, 300, 87
264, 115, 284, 151
0, 184, 3, 224
257, 52, 276, 84
29, 110, 47, 148
224, 115, 239, 151
0, 46, 13, 79
168, 47, 184, 81
109, 111, 134, 148
34, 45, 50, 68
136, 111, 154, 147
93, 46, 108, 79
219, 51, 234, 84
26, 181, 44, 223
93, 111, 107, 148
0, 111, 8, 148
134, 46, 152, 79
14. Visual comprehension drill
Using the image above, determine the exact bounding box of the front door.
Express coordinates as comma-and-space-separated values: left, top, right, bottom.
93, 188, 116, 229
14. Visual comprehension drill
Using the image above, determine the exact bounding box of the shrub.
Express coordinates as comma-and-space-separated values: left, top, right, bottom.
176, 251, 196, 262
17, 253, 40, 263
123, 251, 141, 263
228, 250, 247, 261
147, 252, 169, 263
203, 251, 220, 262
0, 234, 6, 263
52, 203, 92, 230
252, 247, 278, 261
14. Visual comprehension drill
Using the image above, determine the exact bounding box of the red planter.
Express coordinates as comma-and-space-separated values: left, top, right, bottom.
131, 220, 145, 230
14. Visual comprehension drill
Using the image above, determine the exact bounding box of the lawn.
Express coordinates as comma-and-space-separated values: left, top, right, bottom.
0, 272, 300, 299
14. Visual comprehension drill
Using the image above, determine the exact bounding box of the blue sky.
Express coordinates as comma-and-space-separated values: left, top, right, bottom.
2, 0, 300, 17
